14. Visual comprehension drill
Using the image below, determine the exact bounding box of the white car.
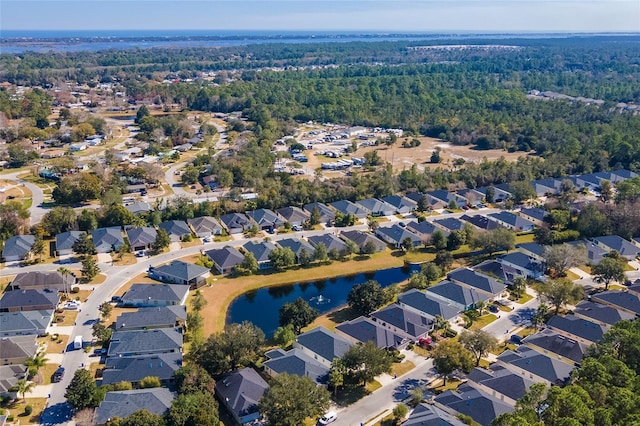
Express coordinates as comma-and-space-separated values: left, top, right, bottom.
318, 411, 337, 425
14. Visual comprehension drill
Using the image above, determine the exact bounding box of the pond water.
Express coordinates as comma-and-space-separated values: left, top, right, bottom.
226, 264, 419, 337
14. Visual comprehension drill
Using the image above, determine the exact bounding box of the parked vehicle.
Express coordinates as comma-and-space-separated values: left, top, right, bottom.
73, 335, 83, 350
53, 366, 65, 383
318, 411, 337, 425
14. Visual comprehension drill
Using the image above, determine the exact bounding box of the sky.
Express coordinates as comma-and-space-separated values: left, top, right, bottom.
1, 0, 638, 33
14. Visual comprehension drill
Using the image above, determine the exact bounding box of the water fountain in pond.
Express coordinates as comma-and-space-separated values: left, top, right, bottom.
310, 294, 331, 305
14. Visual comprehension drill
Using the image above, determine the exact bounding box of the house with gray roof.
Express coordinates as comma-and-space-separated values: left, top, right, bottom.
107, 328, 183, 357
592, 235, 640, 260
476, 185, 511, 203
339, 230, 386, 253
406, 220, 447, 244
263, 348, 329, 385
303, 202, 335, 224
216, 367, 269, 425
460, 214, 499, 231
94, 387, 175, 425
91, 227, 125, 253
488, 212, 535, 232
530, 179, 562, 197
519, 207, 549, 226
404, 403, 466, 426
516, 242, 545, 262
0, 289, 59, 312
10, 270, 75, 292
242, 241, 277, 270
206, 246, 244, 275
496, 346, 573, 386
466, 364, 536, 405
427, 190, 468, 208
397, 289, 460, 321
473, 260, 512, 284
277, 238, 315, 262
246, 209, 285, 232
276, 206, 309, 227
381, 195, 417, 214
148, 260, 210, 288
115, 306, 187, 331
434, 385, 513, 426
447, 268, 506, 297
434, 218, 466, 232
308, 233, 347, 255
567, 240, 607, 265
158, 220, 192, 242
456, 188, 486, 207
126, 227, 157, 252
220, 213, 253, 234
187, 216, 223, 237
523, 328, 587, 365
375, 225, 422, 249
370, 303, 432, 340
592, 290, 640, 316
124, 201, 153, 215
496, 252, 545, 279
546, 315, 605, 345
427, 280, 489, 311
294, 326, 352, 367
121, 284, 189, 307
55, 231, 85, 256
101, 353, 182, 388
329, 199, 369, 219
0, 335, 37, 365
2, 235, 36, 262
356, 198, 395, 217
573, 300, 634, 329
0, 364, 27, 399
335, 316, 409, 350
0, 310, 53, 337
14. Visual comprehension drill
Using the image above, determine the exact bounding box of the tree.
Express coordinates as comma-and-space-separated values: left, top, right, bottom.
430, 147, 441, 163
100, 301, 112, 321
446, 230, 465, 251
543, 244, 586, 277
173, 365, 215, 395
73, 233, 96, 255
542, 386, 595, 426
598, 180, 613, 203
42, 207, 77, 236
344, 239, 359, 259
167, 391, 219, 426
259, 373, 330, 426
65, 369, 99, 410
421, 262, 442, 284
509, 181, 536, 204
298, 247, 312, 266
401, 236, 415, 252
76, 209, 98, 232
135, 105, 150, 123
544, 209, 571, 231
459, 330, 499, 366
273, 324, 296, 347
268, 247, 296, 271
534, 227, 554, 246
99, 204, 135, 228
508, 277, 527, 300
14, 378, 34, 402
539, 278, 584, 315
484, 187, 495, 204
152, 228, 171, 253
236, 252, 258, 275
362, 240, 377, 255
342, 341, 394, 386
470, 227, 515, 257
25, 351, 48, 379
417, 194, 429, 212
431, 229, 447, 250
407, 271, 428, 290
309, 206, 321, 226
328, 358, 345, 395
139, 376, 161, 388
0, 202, 30, 241
393, 404, 408, 422
279, 298, 318, 334
313, 242, 328, 263
576, 203, 609, 238
81, 255, 100, 281
110, 409, 166, 426
190, 290, 207, 312
434, 250, 453, 271
180, 165, 200, 185
347, 280, 391, 315
368, 217, 379, 232
92, 322, 112, 344
432, 340, 474, 385
592, 255, 626, 290
57, 266, 72, 296
30, 235, 45, 261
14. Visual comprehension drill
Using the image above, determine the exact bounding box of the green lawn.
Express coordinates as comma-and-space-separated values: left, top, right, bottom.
391, 360, 416, 377
468, 314, 498, 330
517, 293, 534, 304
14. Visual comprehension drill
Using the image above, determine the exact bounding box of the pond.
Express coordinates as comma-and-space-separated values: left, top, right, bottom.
226, 264, 419, 337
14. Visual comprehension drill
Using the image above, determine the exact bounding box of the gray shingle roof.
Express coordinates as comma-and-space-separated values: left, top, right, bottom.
277, 238, 315, 259
574, 300, 635, 326
150, 260, 210, 282
488, 212, 535, 229
124, 201, 153, 215
335, 317, 408, 349
427, 280, 489, 309
381, 195, 417, 212
216, 368, 269, 420
522, 328, 586, 363
205, 246, 244, 270
115, 306, 187, 330
406, 220, 446, 237
125, 227, 157, 248
339, 230, 386, 252
158, 220, 191, 237
303, 202, 335, 222
275, 206, 309, 224
0, 289, 59, 311
370, 303, 432, 338
246, 209, 285, 228
547, 315, 605, 343
434, 386, 513, 426
329, 199, 369, 217
2, 235, 35, 258
516, 242, 545, 258
519, 207, 549, 222
592, 291, 640, 315
0, 310, 53, 336
356, 198, 394, 215
91, 227, 125, 252
375, 225, 421, 246
397, 289, 460, 320
220, 213, 252, 231
10, 271, 75, 292
0, 364, 27, 394
107, 328, 183, 357
0, 335, 37, 360
308, 233, 347, 253
295, 327, 352, 363
447, 268, 506, 296
404, 403, 466, 426
434, 218, 466, 231
467, 365, 535, 402
263, 348, 329, 385
592, 235, 640, 258
55, 231, 85, 251
497, 346, 573, 385
101, 353, 182, 386
460, 214, 499, 230
121, 284, 188, 306
187, 216, 223, 234
94, 387, 175, 425
243, 241, 278, 263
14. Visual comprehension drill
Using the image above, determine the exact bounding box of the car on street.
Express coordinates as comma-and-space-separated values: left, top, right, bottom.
318, 411, 337, 425
53, 366, 65, 383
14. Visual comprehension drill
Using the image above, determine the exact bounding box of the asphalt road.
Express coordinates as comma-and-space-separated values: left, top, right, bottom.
2, 171, 47, 226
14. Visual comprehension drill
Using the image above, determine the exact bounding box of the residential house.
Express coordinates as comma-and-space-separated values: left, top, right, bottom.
120, 284, 189, 307
308, 233, 347, 255
522, 328, 587, 365
115, 306, 187, 331
370, 304, 432, 340
294, 327, 352, 368
496, 252, 545, 279
107, 328, 183, 357
101, 353, 182, 388
216, 367, 269, 426
0, 310, 53, 336
433, 218, 466, 232
403, 403, 466, 426
460, 214, 499, 231
126, 227, 157, 252
573, 300, 634, 329
426, 190, 468, 209
158, 220, 192, 242
356, 198, 395, 217
592, 290, 640, 316
426, 280, 489, 311
335, 316, 409, 350
277, 238, 316, 262
567, 240, 607, 265
246, 209, 285, 232
187, 216, 223, 238
466, 365, 536, 406
0, 289, 59, 312
124, 201, 153, 215
434, 385, 513, 426
476, 186, 511, 204
55, 231, 85, 256
374, 225, 422, 249
447, 268, 506, 298
397, 290, 460, 322
262, 348, 329, 385
68, 142, 87, 151
10, 270, 75, 292
519, 207, 549, 226
303, 202, 335, 224
381, 195, 417, 214
546, 315, 605, 345
530, 179, 562, 197
0, 335, 37, 365
148, 260, 210, 288
201, 175, 217, 190
339, 230, 386, 253
592, 235, 640, 260
329, 200, 369, 219
496, 346, 574, 386
406, 221, 448, 244
516, 242, 546, 262
456, 188, 486, 208
94, 388, 175, 425
472, 260, 512, 284
488, 212, 535, 232
2, 235, 36, 262
206, 246, 244, 275
275, 206, 309, 228
220, 213, 253, 234
242, 241, 277, 270
91, 227, 125, 253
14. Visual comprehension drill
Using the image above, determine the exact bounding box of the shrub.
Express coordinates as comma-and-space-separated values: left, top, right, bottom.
72, 287, 80, 293
443, 329, 458, 338
24, 405, 33, 415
